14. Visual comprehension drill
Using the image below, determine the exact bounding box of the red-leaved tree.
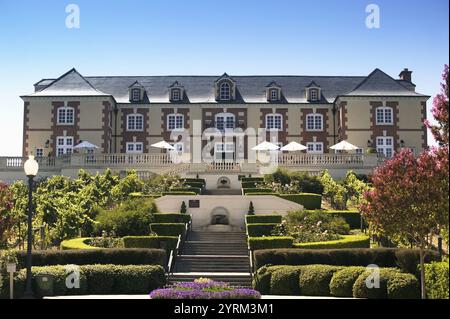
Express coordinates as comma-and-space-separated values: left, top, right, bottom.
361, 147, 449, 299
0, 182, 14, 248
425, 64, 449, 146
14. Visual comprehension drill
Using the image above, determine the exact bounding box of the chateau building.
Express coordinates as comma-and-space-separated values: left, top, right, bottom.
21, 67, 428, 161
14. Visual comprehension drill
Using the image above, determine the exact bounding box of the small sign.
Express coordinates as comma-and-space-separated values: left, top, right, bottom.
189, 200, 200, 208
6, 263, 16, 273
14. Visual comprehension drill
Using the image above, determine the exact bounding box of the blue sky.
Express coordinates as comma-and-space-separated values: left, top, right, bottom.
0, 0, 448, 155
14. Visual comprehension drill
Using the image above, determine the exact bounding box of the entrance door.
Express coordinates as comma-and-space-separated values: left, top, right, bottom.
215, 142, 235, 161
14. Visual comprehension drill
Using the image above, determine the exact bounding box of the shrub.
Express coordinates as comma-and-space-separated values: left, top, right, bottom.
112, 265, 165, 294
246, 223, 279, 237
293, 235, 370, 249
270, 266, 302, 295
241, 177, 264, 183
161, 191, 197, 196
246, 215, 282, 224
122, 236, 178, 252
180, 201, 187, 214
14, 249, 166, 267
330, 266, 366, 297
306, 210, 361, 229
150, 223, 186, 237
248, 201, 255, 215
170, 187, 202, 195
182, 178, 206, 185
394, 249, 442, 276
153, 213, 191, 224
387, 273, 420, 299
60, 238, 98, 250
182, 182, 204, 189
82, 264, 116, 294
94, 198, 157, 237
299, 265, 342, 296
277, 193, 322, 209
248, 237, 293, 250
290, 172, 324, 195
425, 262, 449, 299
243, 188, 274, 194
242, 181, 263, 189
252, 248, 440, 271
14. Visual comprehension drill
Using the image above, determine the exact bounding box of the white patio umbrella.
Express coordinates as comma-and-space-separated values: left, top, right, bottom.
73, 141, 100, 150
329, 140, 359, 151
251, 141, 280, 151
280, 141, 307, 152
150, 141, 175, 150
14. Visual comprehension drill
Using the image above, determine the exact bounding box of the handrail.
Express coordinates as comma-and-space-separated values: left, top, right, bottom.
167, 217, 192, 279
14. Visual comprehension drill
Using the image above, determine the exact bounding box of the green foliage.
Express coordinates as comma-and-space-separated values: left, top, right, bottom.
270, 266, 302, 295
182, 178, 206, 186
0, 183, 14, 248
94, 198, 157, 237
343, 171, 370, 207
276, 194, 322, 209
248, 201, 255, 215
265, 168, 291, 186
161, 191, 197, 196
111, 171, 144, 201
180, 201, 187, 214
299, 265, 342, 296
305, 210, 362, 229
170, 187, 202, 195
13, 248, 166, 267
247, 223, 279, 237
330, 266, 366, 297
424, 262, 449, 299
241, 177, 264, 183
290, 172, 324, 194
122, 236, 178, 252
154, 213, 190, 224
60, 238, 98, 250
387, 273, 421, 299
242, 181, 263, 189
252, 248, 441, 271
150, 223, 185, 236
243, 188, 274, 194
246, 215, 282, 224
248, 237, 294, 250
319, 170, 348, 209
293, 235, 370, 249
182, 182, 205, 189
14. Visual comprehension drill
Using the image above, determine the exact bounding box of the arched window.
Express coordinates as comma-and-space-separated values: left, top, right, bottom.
306, 113, 323, 131
57, 106, 75, 125
266, 113, 283, 130
376, 106, 393, 125
215, 112, 235, 130
167, 113, 184, 131
219, 82, 231, 100
127, 113, 144, 131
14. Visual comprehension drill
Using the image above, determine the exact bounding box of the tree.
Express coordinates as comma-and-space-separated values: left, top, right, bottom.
425, 64, 449, 146
248, 201, 255, 215
180, 201, 187, 214
360, 148, 449, 299
0, 183, 14, 248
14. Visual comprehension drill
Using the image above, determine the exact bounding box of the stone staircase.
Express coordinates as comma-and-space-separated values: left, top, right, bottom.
170, 231, 252, 287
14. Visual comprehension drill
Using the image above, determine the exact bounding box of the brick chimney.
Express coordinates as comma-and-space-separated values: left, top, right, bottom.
399, 68, 412, 83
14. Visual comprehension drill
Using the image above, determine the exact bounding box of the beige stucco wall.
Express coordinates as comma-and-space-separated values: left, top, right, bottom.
26, 99, 53, 129
26, 131, 52, 155
343, 99, 371, 130
397, 99, 425, 130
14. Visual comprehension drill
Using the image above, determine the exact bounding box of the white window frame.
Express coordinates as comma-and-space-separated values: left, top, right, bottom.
266, 113, 283, 131
215, 112, 235, 130
126, 142, 144, 154
131, 88, 141, 102
35, 148, 44, 157
170, 142, 184, 153
376, 136, 394, 158
127, 114, 144, 132
355, 148, 363, 155
306, 113, 323, 131
309, 89, 319, 101
219, 82, 231, 100
57, 106, 75, 125
306, 142, 324, 154
56, 136, 74, 157
167, 113, 184, 131
171, 89, 181, 101
269, 89, 279, 101
375, 106, 393, 125
215, 142, 234, 153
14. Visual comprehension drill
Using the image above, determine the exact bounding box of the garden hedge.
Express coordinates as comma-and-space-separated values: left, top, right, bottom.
246, 223, 279, 237
424, 261, 449, 299
60, 238, 98, 250
305, 210, 362, 229
182, 178, 206, 185
122, 236, 178, 252
153, 213, 191, 224
182, 182, 205, 189
13, 249, 166, 268
170, 187, 202, 195
241, 177, 264, 183
161, 191, 197, 196
276, 193, 322, 210
241, 181, 264, 189
243, 188, 274, 194
150, 223, 186, 236
0, 264, 165, 298
245, 215, 282, 224
253, 248, 441, 272
293, 235, 370, 249
253, 265, 420, 298
248, 237, 294, 251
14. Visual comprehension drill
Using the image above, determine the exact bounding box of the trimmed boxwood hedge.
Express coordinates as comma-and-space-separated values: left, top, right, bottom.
122, 236, 178, 251
183, 182, 205, 189
270, 266, 302, 295
241, 177, 264, 183
277, 193, 322, 209
170, 187, 202, 195
424, 261, 449, 299
245, 215, 282, 224
306, 210, 362, 229
13, 248, 166, 268
248, 237, 294, 251
329, 266, 366, 297
60, 237, 98, 250
241, 181, 264, 189
0, 264, 165, 298
246, 223, 279, 237
150, 223, 186, 236
153, 213, 191, 224
298, 265, 343, 296
182, 178, 206, 185
243, 188, 274, 194
253, 248, 441, 271
293, 235, 370, 249
161, 191, 197, 196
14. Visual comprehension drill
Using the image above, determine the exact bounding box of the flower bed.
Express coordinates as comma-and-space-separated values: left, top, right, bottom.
150, 279, 261, 299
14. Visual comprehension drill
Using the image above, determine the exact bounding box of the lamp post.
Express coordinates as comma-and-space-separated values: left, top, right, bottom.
23, 155, 39, 299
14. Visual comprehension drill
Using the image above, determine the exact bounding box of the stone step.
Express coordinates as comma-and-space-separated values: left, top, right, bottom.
169, 273, 253, 287
183, 249, 249, 256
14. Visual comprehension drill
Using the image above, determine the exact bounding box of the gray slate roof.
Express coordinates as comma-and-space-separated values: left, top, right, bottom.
24, 68, 428, 103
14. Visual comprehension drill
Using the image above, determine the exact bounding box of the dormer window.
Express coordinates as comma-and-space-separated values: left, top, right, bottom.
169, 81, 185, 102
306, 81, 321, 102
265, 82, 282, 102
131, 89, 141, 102
219, 82, 231, 100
